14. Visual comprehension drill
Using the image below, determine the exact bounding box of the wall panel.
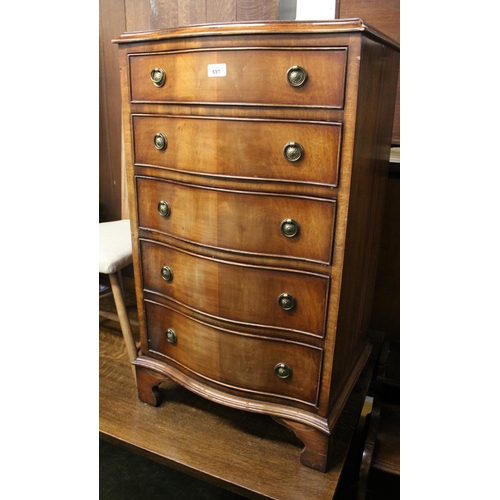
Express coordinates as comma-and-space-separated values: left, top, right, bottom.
99, 0, 127, 222
208, 0, 237, 23
123, 0, 149, 31
337, 0, 400, 145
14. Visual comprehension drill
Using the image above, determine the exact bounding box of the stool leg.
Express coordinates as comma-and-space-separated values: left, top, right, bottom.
109, 271, 137, 381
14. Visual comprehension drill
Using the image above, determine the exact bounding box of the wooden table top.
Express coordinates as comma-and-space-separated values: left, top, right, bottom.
99, 327, 380, 500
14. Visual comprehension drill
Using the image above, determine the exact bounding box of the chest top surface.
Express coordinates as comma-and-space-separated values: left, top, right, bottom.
114, 18, 399, 48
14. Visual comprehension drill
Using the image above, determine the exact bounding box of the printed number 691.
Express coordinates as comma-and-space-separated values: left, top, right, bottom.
207, 63, 226, 77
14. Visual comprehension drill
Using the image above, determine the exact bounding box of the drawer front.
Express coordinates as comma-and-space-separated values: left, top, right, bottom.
133, 115, 341, 186
137, 177, 336, 264
145, 301, 323, 405
141, 240, 329, 337
129, 48, 347, 108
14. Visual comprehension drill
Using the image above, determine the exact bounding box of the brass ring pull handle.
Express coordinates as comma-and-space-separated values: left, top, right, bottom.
154, 133, 167, 151
158, 200, 170, 218
280, 218, 299, 238
278, 293, 296, 311
283, 142, 304, 162
275, 363, 292, 379
286, 66, 308, 87
160, 266, 173, 282
150, 68, 166, 87
165, 328, 177, 344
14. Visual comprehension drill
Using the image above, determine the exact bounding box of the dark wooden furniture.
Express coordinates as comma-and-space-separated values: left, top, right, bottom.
357, 341, 400, 499
114, 19, 399, 472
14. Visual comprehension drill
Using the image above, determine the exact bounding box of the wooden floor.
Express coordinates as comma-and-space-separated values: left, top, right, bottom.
99, 275, 398, 500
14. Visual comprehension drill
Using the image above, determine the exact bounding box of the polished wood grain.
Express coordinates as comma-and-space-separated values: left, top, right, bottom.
99, 323, 382, 499
136, 176, 337, 263
117, 19, 398, 45
133, 114, 342, 186
115, 20, 399, 473
140, 240, 330, 337
144, 300, 323, 405
129, 48, 347, 107
326, 34, 399, 410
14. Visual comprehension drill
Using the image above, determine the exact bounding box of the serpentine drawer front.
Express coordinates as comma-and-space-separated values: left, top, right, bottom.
129, 48, 348, 107
140, 239, 330, 338
133, 114, 342, 186
115, 20, 399, 473
145, 301, 323, 406
136, 176, 336, 264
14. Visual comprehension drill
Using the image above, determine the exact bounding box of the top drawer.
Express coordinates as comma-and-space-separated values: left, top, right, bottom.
129, 48, 347, 108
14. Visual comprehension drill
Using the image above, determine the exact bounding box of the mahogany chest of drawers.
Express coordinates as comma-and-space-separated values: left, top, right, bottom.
114, 19, 399, 472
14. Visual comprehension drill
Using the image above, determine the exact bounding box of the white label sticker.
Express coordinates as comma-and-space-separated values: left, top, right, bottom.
208, 63, 226, 77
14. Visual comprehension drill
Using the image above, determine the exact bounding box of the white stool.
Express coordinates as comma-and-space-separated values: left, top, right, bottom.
99, 220, 138, 378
